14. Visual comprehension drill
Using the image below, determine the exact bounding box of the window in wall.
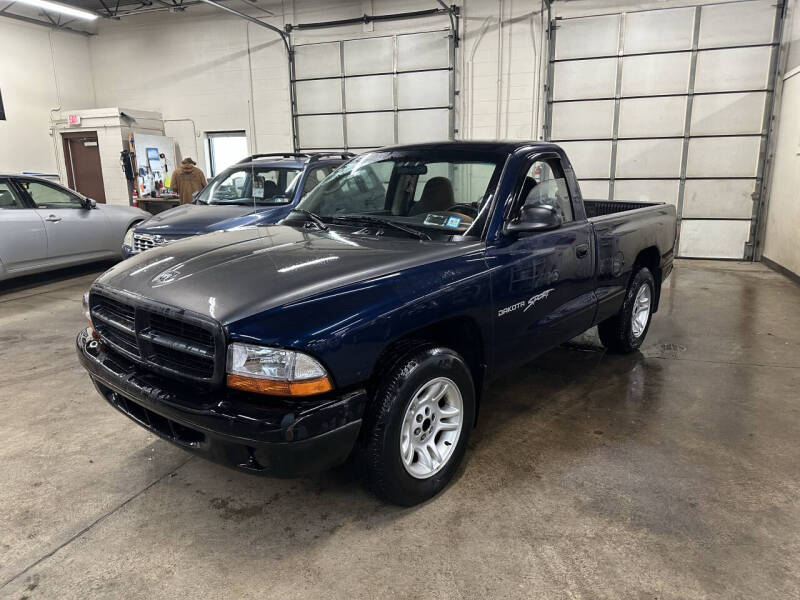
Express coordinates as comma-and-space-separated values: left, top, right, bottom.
205, 131, 248, 177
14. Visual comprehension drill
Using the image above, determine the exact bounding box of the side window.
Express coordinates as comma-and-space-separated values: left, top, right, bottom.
521, 159, 574, 223
0, 181, 25, 209
302, 167, 332, 196
19, 180, 84, 209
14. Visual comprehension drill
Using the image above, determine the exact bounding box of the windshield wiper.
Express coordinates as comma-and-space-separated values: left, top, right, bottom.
291, 209, 329, 231
331, 215, 430, 241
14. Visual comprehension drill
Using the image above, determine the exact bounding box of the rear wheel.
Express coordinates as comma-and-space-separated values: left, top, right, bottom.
598, 267, 655, 353
362, 346, 475, 506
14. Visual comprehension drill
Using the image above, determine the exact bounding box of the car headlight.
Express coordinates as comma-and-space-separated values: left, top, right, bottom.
82, 291, 91, 322
226, 342, 333, 396
82, 291, 99, 339
123, 228, 135, 248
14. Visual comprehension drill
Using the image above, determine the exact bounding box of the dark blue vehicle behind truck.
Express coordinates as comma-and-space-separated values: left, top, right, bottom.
122, 152, 352, 257
78, 141, 676, 505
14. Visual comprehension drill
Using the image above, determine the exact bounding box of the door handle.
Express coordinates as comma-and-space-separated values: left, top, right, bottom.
575, 243, 589, 259
45, 215, 62, 222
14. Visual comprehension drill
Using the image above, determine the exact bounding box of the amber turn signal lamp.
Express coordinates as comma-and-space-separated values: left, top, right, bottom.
227, 374, 333, 397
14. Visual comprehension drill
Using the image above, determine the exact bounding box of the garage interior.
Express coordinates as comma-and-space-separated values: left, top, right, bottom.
2, 0, 800, 597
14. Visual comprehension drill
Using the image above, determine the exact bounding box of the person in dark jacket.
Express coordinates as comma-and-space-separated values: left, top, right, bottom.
170, 157, 208, 205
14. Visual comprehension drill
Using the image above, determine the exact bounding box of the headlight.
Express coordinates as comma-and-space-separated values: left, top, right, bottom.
82, 291, 91, 322
123, 228, 135, 248
226, 342, 333, 396
82, 291, 98, 339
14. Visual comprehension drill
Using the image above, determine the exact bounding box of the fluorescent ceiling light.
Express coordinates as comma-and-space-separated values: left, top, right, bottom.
14, 0, 98, 20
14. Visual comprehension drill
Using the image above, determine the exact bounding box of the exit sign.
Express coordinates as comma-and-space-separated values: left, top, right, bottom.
68, 113, 81, 125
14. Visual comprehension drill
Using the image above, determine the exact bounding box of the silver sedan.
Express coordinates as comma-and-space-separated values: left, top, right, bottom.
0, 175, 150, 282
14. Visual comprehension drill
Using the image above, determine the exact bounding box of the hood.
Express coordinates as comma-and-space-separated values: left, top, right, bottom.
180, 163, 197, 173
135, 203, 288, 236
95, 225, 480, 324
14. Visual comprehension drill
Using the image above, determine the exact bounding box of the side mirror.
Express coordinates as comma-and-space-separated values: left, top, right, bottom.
84, 198, 97, 209
503, 204, 562, 235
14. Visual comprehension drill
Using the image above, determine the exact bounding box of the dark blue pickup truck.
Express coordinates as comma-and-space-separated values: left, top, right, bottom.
122, 152, 352, 257
77, 141, 676, 505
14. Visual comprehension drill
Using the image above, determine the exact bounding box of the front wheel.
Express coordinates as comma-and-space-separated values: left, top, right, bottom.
598, 267, 655, 353
362, 346, 475, 506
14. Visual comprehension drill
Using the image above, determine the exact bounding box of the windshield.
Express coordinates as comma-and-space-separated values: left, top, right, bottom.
294, 151, 503, 236
196, 166, 303, 206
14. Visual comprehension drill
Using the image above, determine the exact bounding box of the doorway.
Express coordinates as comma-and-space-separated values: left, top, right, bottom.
62, 131, 107, 203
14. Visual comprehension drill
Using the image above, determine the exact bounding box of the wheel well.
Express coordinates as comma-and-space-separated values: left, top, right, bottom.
369, 317, 486, 422
633, 246, 662, 311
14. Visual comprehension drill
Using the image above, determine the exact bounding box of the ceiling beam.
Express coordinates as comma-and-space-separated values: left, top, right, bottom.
0, 10, 92, 34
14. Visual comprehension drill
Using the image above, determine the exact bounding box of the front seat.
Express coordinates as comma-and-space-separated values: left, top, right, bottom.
409, 177, 455, 215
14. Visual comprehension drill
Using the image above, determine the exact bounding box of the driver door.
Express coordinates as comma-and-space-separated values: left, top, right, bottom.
17, 179, 112, 260
486, 153, 596, 372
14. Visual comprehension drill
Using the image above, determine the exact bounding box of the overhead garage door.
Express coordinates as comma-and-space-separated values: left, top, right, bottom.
545, 0, 782, 259
291, 29, 455, 152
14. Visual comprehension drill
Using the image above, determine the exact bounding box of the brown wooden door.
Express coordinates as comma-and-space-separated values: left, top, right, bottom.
62, 132, 107, 203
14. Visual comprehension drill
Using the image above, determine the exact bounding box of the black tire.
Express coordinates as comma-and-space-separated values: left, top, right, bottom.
598, 267, 656, 353
362, 346, 475, 506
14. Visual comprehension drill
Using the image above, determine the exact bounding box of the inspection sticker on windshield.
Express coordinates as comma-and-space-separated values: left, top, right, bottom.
445, 216, 462, 228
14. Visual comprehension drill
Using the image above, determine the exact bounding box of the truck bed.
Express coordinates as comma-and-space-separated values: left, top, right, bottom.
584, 200, 660, 219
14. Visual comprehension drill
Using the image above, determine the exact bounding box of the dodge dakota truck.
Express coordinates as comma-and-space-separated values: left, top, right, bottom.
77, 141, 676, 506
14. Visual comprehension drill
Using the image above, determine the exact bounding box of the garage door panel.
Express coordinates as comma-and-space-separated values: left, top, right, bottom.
551, 100, 614, 140
621, 53, 691, 96
345, 75, 393, 111
295, 79, 342, 114
699, 1, 775, 48
553, 59, 617, 100
398, 109, 450, 144
555, 15, 620, 60
577, 179, 609, 200
297, 114, 344, 149
618, 97, 686, 137
614, 179, 679, 206
558, 141, 611, 178
346, 113, 395, 148
679, 220, 749, 258
397, 31, 449, 70
686, 137, 761, 177
694, 47, 772, 92
294, 42, 341, 79
343, 37, 393, 75
616, 138, 683, 178
682, 179, 755, 218
690, 92, 767, 135
398, 71, 449, 109
624, 7, 694, 53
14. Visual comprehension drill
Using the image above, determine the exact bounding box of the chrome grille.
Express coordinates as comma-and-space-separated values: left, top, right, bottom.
132, 233, 181, 254
89, 291, 221, 383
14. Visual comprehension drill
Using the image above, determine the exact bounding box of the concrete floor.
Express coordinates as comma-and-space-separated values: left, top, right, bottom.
1, 259, 799, 599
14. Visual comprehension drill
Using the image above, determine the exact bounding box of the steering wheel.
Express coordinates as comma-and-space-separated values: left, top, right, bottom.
446, 203, 479, 217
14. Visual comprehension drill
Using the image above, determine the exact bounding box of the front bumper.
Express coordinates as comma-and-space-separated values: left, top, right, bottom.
76, 329, 366, 477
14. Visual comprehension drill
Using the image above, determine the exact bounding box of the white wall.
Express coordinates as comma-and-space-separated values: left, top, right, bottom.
763, 0, 800, 277
86, 0, 548, 171
0, 21, 95, 175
